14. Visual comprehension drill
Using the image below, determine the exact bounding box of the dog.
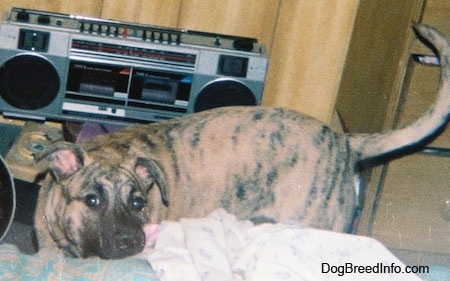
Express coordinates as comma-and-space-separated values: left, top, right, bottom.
34, 24, 450, 259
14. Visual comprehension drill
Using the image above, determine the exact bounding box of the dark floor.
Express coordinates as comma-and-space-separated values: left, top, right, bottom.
2, 220, 36, 254
0, 123, 38, 254
0, 123, 21, 156
1, 178, 39, 254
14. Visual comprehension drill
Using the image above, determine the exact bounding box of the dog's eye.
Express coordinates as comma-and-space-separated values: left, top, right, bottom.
85, 194, 100, 208
131, 197, 145, 211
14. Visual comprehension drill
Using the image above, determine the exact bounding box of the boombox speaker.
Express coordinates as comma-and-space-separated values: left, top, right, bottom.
0, 8, 268, 124
0, 53, 61, 110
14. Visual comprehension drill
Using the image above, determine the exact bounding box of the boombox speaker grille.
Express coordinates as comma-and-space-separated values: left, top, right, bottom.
0, 54, 60, 110
194, 80, 256, 112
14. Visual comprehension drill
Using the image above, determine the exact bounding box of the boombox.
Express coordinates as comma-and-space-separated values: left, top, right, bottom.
0, 8, 268, 124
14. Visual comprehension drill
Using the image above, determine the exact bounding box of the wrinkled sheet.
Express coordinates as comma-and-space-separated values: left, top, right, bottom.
146, 209, 424, 281
1, 209, 448, 280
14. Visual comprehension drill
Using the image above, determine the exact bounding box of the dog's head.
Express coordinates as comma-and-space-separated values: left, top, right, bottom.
35, 142, 167, 259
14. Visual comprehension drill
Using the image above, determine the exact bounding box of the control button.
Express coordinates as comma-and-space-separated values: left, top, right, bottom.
142, 30, 147, 41
80, 22, 97, 33
38, 15, 50, 25
233, 38, 254, 52
16, 11, 29, 22
214, 37, 221, 46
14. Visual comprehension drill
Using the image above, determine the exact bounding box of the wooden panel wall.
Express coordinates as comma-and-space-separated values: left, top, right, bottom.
264, 0, 359, 123
177, 0, 279, 52
336, 0, 424, 133
0, 0, 359, 124
0, 0, 102, 16
101, 0, 181, 28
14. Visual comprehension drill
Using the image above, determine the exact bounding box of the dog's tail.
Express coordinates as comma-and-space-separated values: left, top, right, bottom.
349, 24, 450, 161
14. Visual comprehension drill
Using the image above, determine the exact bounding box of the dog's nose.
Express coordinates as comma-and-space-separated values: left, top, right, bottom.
117, 230, 146, 251
99, 230, 146, 259
116, 231, 145, 251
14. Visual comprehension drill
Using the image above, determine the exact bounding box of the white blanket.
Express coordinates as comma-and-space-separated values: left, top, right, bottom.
145, 209, 423, 281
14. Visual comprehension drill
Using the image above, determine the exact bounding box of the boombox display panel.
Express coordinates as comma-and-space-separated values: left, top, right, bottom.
0, 8, 268, 124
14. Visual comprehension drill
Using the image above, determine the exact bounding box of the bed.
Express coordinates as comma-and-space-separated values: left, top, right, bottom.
0, 209, 448, 281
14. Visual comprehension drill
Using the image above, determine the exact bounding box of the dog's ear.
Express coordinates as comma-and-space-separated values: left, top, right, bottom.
135, 158, 169, 206
35, 142, 86, 182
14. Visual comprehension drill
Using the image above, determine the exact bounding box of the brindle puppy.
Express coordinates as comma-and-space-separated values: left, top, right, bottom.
34, 24, 450, 259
